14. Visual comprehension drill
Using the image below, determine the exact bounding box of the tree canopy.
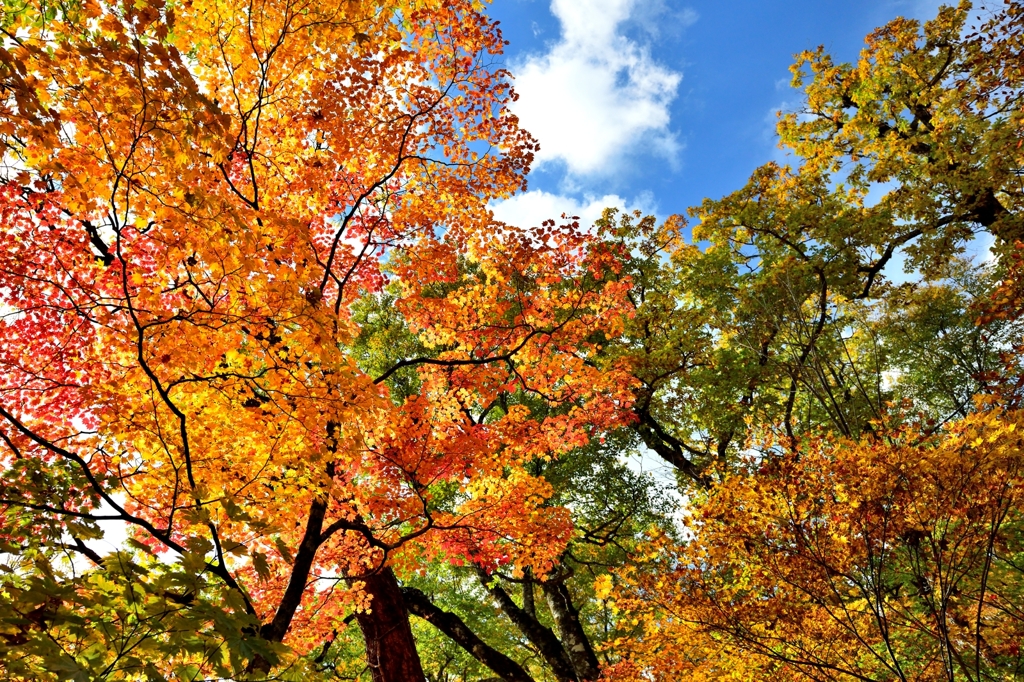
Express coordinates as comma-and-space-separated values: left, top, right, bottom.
0, 0, 1022, 680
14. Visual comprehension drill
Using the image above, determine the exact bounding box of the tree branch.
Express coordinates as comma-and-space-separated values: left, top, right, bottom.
475, 568, 578, 682
402, 586, 535, 682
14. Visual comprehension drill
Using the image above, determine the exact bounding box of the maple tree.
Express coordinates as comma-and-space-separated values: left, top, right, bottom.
293, 429, 670, 682
0, 0, 636, 679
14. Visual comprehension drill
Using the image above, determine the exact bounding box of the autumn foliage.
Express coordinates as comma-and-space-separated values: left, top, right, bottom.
604, 402, 1024, 681
1, 0, 1023, 680
0, 0, 633, 678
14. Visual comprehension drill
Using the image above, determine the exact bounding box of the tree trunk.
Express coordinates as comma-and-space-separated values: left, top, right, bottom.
542, 581, 601, 680
355, 568, 426, 682
522, 571, 536, 619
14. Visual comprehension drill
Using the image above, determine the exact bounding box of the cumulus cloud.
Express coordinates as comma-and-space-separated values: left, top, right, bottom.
510, 0, 686, 176
490, 189, 655, 231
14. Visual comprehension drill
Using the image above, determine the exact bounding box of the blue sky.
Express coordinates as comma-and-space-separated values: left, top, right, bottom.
487, 0, 948, 230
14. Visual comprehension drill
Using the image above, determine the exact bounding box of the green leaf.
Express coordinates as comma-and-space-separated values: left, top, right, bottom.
273, 537, 295, 565
251, 551, 271, 581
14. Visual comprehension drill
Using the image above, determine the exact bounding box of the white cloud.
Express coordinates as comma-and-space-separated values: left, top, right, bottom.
510, 0, 685, 176
631, 1, 698, 39
490, 189, 655, 231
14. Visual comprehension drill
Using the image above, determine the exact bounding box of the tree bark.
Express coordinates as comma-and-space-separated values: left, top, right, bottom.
262, 497, 328, 642
475, 569, 579, 682
523, 576, 536, 620
542, 581, 601, 681
971, 187, 1013, 232
355, 568, 427, 682
402, 586, 535, 682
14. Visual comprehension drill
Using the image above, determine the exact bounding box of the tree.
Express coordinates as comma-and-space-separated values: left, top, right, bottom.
303, 372, 673, 681
607, 401, 1024, 682
0, 0, 636, 679
596, 3, 1024, 679
593, 1, 1023, 489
